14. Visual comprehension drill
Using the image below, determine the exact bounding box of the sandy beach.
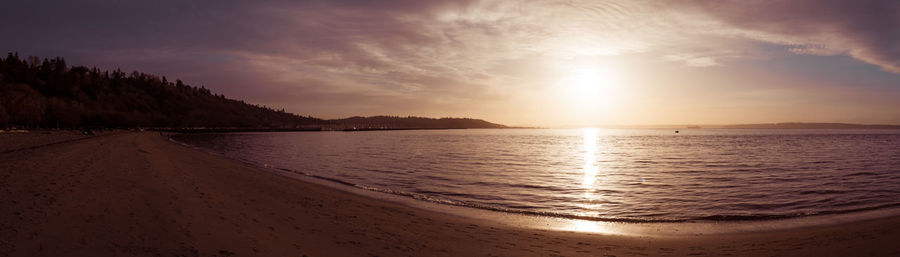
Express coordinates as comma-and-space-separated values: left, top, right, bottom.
2, 132, 900, 257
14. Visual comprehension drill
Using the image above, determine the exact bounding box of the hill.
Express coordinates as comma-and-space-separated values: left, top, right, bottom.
330, 116, 506, 130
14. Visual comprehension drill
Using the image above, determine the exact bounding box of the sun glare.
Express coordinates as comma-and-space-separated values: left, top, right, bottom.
563, 66, 620, 101
566, 68, 602, 97
556, 65, 622, 122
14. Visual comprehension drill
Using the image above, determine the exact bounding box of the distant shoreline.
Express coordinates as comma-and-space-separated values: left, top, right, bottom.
564, 123, 900, 130
713, 123, 900, 129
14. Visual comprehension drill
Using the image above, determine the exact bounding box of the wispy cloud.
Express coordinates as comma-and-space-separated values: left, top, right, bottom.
668, 0, 900, 73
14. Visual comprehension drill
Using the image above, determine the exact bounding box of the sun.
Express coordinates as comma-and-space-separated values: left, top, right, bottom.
559, 66, 620, 106
552, 64, 625, 124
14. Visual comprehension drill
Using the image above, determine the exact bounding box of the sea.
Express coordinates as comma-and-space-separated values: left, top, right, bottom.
171, 128, 900, 222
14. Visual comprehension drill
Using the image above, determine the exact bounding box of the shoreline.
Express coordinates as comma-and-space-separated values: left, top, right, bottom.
2, 132, 900, 256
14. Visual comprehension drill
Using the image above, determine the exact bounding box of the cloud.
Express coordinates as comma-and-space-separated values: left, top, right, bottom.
664, 55, 720, 67
669, 0, 900, 73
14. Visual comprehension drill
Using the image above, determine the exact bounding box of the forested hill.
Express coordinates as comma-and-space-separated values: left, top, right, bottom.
0, 53, 323, 128
0, 53, 505, 130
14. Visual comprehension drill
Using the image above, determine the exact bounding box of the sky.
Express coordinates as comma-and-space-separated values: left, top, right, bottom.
2, 0, 899, 127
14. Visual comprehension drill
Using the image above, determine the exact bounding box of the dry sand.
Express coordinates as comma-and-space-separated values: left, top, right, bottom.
1, 132, 899, 256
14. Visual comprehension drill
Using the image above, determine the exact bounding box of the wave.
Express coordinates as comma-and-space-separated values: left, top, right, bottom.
272, 165, 900, 223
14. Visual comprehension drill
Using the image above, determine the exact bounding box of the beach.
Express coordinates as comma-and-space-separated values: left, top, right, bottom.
2, 132, 900, 256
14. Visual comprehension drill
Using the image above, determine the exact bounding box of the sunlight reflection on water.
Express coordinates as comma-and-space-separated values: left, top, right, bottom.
568, 128, 614, 233
581, 128, 599, 189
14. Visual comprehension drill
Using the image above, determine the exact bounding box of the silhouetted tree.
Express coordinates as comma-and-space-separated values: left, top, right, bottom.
0, 53, 323, 129
0, 83, 46, 127
0, 104, 9, 126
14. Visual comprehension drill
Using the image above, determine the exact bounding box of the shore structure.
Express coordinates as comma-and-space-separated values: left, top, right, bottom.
1, 132, 900, 256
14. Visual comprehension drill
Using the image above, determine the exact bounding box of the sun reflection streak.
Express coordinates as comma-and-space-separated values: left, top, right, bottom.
581, 128, 599, 188
564, 128, 613, 233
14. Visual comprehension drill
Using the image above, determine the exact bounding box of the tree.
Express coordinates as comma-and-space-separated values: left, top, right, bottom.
0, 83, 47, 127
0, 103, 9, 127
46, 97, 81, 127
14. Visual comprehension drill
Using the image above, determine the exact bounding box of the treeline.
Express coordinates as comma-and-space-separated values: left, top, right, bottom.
0, 53, 323, 129
0, 53, 508, 130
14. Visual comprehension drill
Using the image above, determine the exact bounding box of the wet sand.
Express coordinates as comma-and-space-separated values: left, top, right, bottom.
1, 132, 899, 256
0, 130, 92, 153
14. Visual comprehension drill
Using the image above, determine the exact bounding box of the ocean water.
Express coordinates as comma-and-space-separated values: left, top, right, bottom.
172, 128, 900, 222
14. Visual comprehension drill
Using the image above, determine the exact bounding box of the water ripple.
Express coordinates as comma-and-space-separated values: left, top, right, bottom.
173, 128, 900, 222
